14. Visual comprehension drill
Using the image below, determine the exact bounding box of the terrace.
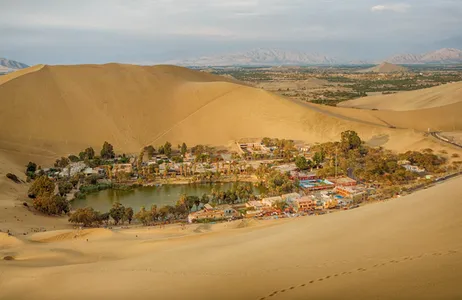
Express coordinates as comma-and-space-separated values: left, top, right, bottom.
300, 179, 335, 191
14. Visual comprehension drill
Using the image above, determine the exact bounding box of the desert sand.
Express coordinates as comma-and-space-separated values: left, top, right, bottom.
1, 176, 462, 300
339, 81, 462, 111
1, 64, 462, 299
0, 64, 460, 164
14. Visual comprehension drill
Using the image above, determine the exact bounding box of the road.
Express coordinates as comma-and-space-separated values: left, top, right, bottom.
430, 132, 462, 149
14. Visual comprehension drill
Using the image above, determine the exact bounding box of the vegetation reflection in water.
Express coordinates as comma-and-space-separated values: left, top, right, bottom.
71, 182, 264, 213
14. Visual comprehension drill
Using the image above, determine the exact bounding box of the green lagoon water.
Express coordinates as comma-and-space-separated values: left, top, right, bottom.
71, 183, 252, 212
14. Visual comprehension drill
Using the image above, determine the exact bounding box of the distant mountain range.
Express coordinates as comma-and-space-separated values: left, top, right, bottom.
169, 47, 462, 66
168, 48, 338, 66
386, 48, 462, 64
0, 58, 29, 73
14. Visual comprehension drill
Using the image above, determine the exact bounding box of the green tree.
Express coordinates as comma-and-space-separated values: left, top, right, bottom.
69, 207, 98, 227
274, 199, 288, 211
58, 181, 74, 196
25, 162, 37, 178
54, 157, 70, 168
101, 142, 115, 159
109, 202, 125, 225
33, 194, 69, 215
124, 207, 134, 224
200, 193, 209, 204
28, 175, 55, 198
97, 212, 110, 226
164, 142, 172, 157
85, 147, 96, 159
150, 204, 158, 222
135, 206, 151, 225
340, 130, 362, 152
144, 145, 155, 158
180, 143, 188, 157
265, 170, 296, 196
68, 155, 80, 162
295, 156, 312, 170
313, 151, 325, 166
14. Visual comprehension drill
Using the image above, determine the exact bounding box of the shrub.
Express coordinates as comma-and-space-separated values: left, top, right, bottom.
33, 195, 69, 215
25, 162, 37, 178
69, 207, 98, 227
28, 176, 55, 198
6, 173, 21, 184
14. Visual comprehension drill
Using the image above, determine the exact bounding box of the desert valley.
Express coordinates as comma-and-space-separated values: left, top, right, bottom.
0, 59, 462, 299
2, 1, 462, 299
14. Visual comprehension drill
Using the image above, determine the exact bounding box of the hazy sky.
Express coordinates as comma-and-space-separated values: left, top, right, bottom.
1, 0, 461, 65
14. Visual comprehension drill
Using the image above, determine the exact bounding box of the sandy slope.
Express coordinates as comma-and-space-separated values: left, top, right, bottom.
1, 176, 461, 300
0, 64, 44, 85
307, 99, 462, 132
339, 81, 462, 111
1, 63, 459, 163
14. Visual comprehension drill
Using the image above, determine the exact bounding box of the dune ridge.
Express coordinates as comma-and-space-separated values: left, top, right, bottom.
339, 81, 462, 111
1, 63, 460, 164
0, 64, 44, 86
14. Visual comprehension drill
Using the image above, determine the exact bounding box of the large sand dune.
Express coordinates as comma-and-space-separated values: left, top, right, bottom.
1, 176, 461, 300
339, 81, 462, 111
1, 64, 460, 164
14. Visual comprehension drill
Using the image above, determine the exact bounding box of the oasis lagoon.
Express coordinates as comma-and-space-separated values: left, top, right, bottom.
71, 183, 261, 212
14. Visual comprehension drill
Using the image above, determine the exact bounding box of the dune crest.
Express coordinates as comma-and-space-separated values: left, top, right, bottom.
0, 232, 23, 249
29, 228, 114, 243
1, 63, 458, 162
339, 81, 462, 111
0, 64, 44, 86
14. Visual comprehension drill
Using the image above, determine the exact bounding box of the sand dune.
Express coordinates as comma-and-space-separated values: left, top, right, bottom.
29, 228, 114, 243
1, 176, 461, 299
0, 64, 44, 85
0, 232, 23, 249
339, 81, 462, 111
1, 63, 459, 165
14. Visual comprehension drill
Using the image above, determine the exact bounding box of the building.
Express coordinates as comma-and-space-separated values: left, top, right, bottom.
187, 205, 240, 223
83, 167, 98, 176
273, 163, 298, 174
291, 171, 317, 181
246, 210, 263, 218
298, 145, 311, 153
402, 164, 426, 174
335, 186, 368, 203
300, 179, 334, 191
113, 163, 133, 175
329, 176, 357, 187
398, 160, 411, 166
246, 200, 264, 210
261, 196, 283, 207
59, 162, 86, 177
204, 204, 214, 211
282, 193, 301, 204
292, 196, 316, 212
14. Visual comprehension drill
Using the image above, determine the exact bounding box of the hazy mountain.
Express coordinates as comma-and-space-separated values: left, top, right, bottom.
169, 48, 338, 66
387, 48, 462, 64
0, 58, 29, 73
